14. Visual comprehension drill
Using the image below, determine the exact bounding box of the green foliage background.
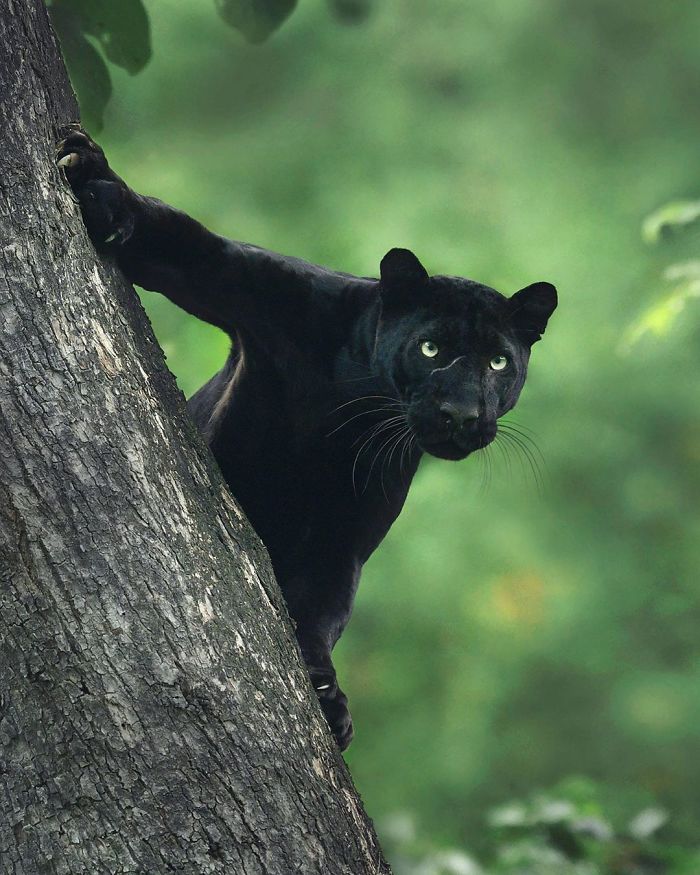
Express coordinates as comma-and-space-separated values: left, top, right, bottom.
59, 0, 700, 865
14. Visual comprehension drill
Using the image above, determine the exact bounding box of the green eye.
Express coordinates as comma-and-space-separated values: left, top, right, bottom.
421, 340, 439, 358
489, 354, 508, 371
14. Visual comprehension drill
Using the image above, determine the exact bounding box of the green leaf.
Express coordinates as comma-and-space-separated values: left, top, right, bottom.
488, 802, 529, 828
49, 4, 112, 130
531, 799, 576, 825
619, 276, 700, 353
627, 808, 668, 840
642, 199, 700, 244
663, 259, 700, 281
50, 0, 151, 75
215, 0, 298, 42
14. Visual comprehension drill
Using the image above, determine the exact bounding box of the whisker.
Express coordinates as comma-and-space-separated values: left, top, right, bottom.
496, 431, 527, 484
498, 429, 545, 494
498, 422, 547, 469
363, 424, 408, 493
501, 417, 542, 439
387, 426, 411, 473
327, 394, 401, 416
351, 423, 398, 473
351, 419, 406, 496
493, 433, 514, 480
485, 442, 494, 493
399, 429, 417, 480
399, 433, 410, 479
381, 426, 412, 499
499, 425, 548, 481
335, 374, 378, 384
325, 405, 404, 438
400, 432, 420, 481
477, 437, 493, 495
362, 423, 408, 495
350, 415, 407, 448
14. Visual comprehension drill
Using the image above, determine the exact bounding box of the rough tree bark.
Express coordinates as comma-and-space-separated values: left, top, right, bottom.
0, 2, 390, 872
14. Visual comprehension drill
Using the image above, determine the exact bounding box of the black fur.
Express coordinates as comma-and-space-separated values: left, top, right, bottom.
57, 130, 557, 750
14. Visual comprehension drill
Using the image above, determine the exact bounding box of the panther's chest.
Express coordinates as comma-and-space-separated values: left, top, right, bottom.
208, 356, 419, 566
216, 408, 416, 566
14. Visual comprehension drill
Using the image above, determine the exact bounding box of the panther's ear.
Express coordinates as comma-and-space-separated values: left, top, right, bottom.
380, 248, 429, 306
507, 281, 557, 344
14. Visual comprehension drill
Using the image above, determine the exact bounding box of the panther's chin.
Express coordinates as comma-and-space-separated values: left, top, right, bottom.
418, 432, 495, 461
417, 438, 473, 461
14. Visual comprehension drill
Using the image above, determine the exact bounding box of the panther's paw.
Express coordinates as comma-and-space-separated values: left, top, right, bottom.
320, 689, 354, 751
310, 668, 354, 751
56, 128, 110, 190
76, 180, 135, 246
56, 130, 133, 247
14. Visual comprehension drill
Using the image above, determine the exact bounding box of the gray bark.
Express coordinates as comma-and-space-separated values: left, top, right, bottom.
0, 1, 390, 872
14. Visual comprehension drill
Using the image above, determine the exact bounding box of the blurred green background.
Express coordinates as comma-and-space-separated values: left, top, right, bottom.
63, 0, 700, 867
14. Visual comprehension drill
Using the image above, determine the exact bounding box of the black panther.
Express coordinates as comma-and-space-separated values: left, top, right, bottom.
57, 129, 557, 750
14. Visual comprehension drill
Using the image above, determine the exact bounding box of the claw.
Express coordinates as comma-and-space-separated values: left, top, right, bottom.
57, 152, 79, 168
104, 232, 117, 243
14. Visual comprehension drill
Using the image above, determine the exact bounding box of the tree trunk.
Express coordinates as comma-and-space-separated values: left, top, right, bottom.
0, 2, 390, 872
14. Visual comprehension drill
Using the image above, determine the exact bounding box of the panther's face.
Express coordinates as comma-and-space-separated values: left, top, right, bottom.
375, 249, 557, 461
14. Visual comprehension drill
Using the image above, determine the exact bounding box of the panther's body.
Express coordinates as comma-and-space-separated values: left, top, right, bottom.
58, 130, 557, 749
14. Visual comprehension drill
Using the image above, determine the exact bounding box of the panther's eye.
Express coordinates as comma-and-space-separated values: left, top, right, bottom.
489, 354, 508, 371
421, 341, 439, 358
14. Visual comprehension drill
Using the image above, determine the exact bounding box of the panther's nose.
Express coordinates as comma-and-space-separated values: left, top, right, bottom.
439, 402, 479, 432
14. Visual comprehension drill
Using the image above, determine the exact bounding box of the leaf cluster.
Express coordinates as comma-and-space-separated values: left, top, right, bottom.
384, 780, 700, 875
47, 0, 151, 128
621, 200, 700, 352
47, 0, 370, 130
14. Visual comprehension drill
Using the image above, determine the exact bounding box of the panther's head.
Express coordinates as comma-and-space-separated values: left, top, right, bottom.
375, 248, 557, 461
